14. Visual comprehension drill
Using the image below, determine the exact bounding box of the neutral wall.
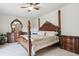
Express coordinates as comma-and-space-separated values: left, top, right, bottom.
32, 10, 58, 32
33, 3, 79, 36
61, 3, 79, 36
0, 15, 33, 33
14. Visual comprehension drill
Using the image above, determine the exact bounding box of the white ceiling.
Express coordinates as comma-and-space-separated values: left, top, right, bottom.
0, 3, 69, 19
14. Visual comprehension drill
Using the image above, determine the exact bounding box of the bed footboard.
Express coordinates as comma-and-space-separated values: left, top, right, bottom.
16, 36, 29, 55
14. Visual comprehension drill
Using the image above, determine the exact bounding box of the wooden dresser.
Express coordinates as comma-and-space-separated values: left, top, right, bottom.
60, 35, 79, 54
7, 32, 17, 43
7, 32, 27, 43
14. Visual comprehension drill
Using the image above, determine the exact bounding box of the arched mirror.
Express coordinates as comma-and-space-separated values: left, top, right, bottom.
11, 19, 23, 34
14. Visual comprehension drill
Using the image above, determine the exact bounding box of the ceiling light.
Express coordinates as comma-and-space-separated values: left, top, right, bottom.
21, 3, 40, 12
28, 6, 33, 10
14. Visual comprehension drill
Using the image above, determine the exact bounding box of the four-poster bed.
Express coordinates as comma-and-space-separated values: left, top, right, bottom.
16, 10, 61, 56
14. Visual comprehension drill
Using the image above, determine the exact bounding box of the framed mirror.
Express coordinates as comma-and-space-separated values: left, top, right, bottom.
11, 19, 23, 34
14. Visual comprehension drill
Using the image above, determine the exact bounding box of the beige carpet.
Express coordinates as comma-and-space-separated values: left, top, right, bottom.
36, 47, 78, 56
0, 43, 78, 56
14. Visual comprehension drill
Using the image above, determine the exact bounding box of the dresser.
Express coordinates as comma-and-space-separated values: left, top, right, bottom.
60, 35, 79, 54
7, 32, 27, 43
7, 32, 17, 43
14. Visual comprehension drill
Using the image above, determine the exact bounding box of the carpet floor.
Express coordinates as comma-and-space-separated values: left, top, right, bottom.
36, 47, 78, 56
0, 43, 78, 56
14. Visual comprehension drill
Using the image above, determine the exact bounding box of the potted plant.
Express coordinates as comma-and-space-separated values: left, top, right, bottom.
0, 33, 7, 45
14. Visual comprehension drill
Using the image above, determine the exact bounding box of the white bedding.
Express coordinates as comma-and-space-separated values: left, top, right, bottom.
21, 35, 59, 42
21, 35, 59, 55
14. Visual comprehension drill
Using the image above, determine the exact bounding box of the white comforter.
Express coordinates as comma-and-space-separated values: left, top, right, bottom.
21, 35, 59, 55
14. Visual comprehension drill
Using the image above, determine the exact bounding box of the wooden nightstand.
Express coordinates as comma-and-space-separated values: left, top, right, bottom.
60, 35, 79, 54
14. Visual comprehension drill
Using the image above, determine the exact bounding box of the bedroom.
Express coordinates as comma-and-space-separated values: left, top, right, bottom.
0, 3, 79, 56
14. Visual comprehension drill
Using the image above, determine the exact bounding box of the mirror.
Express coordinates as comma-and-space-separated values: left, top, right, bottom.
11, 19, 23, 34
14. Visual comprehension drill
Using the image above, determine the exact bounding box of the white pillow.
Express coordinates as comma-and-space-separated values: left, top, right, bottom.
46, 31, 58, 36
38, 31, 45, 36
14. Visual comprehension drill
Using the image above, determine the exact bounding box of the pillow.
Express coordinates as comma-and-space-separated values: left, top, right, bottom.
46, 31, 58, 36
31, 28, 38, 35
37, 31, 45, 36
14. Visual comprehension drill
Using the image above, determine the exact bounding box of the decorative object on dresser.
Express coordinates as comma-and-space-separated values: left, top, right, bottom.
60, 35, 79, 54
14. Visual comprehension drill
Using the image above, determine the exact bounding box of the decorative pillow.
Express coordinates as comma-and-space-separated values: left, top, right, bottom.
46, 31, 58, 36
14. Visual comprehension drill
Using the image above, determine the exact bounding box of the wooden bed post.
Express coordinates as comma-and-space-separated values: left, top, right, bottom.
58, 10, 62, 47
28, 20, 32, 56
38, 18, 40, 29
58, 10, 61, 36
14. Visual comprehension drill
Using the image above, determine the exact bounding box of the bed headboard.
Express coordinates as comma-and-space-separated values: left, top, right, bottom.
39, 21, 59, 32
